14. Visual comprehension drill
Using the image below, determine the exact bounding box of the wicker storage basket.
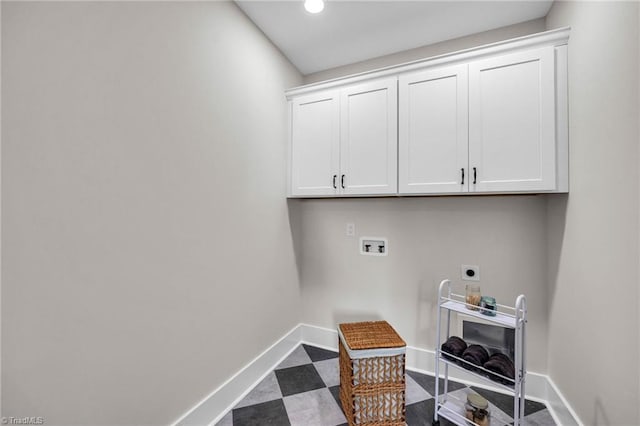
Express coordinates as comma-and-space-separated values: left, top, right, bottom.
338, 321, 406, 426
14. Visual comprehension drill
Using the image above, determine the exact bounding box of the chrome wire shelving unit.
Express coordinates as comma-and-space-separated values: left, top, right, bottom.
433, 279, 527, 426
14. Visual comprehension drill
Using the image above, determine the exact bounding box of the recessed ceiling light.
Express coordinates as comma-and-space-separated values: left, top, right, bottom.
304, 0, 324, 14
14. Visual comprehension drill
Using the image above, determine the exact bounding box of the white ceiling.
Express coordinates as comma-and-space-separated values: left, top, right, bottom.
236, 1, 554, 75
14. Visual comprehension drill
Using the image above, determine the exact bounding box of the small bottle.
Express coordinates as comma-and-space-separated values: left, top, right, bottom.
481, 296, 497, 316
466, 284, 481, 311
465, 393, 490, 426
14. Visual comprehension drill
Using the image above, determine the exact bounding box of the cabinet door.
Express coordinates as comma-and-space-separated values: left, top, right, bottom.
290, 91, 340, 196
398, 64, 468, 194
340, 78, 398, 195
469, 47, 556, 192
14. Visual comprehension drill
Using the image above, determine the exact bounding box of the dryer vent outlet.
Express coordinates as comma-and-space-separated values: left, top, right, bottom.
461, 265, 480, 281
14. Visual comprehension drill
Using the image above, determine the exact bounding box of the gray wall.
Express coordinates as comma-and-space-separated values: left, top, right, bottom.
546, 2, 640, 425
1, 2, 302, 425
294, 196, 549, 372
293, 19, 551, 374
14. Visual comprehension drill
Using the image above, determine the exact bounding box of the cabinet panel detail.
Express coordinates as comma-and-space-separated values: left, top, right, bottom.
341, 79, 398, 195
399, 65, 468, 194
469, 47, 556, 192
290, 92, 340, 196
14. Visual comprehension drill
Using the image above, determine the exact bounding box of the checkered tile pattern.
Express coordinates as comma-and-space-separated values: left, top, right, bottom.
216, 344, 555, 426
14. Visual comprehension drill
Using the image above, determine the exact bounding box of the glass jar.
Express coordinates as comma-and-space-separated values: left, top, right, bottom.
465, 284, 481, 311
480, 296, 497, 316
465, 393, 490, 426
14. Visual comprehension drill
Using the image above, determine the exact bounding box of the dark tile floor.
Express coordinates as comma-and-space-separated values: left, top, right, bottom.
216, 344, 556, 426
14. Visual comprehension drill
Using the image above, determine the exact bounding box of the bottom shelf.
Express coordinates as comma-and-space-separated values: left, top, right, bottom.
435, 398, 476, 426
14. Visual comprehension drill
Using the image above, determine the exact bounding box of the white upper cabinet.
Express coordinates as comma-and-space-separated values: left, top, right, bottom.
340, 79, 398, 195
286, 28, 569, 198
399, 64, 469, 194
289, 78, 397, 197
290, 90, 339, 196
468, 46, 556, 192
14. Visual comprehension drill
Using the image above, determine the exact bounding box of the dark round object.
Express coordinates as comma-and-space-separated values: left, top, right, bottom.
461, 344, 490, 372
484, 352, 516, 385
441, 336, 467, 363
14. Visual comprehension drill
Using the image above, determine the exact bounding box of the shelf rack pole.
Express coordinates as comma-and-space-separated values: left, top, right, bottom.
444, 283, 452, 397
514, 294, 527, 425
433, 279, 450, 425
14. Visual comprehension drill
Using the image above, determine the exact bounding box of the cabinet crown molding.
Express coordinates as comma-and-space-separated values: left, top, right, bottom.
285, 27, 570, 99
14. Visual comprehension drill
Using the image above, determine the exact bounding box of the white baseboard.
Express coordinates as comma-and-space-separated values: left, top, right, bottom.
300, 323, 338, 351
544, 376, 584, 426
171, 323, 581, 426
170, 324, 302, 426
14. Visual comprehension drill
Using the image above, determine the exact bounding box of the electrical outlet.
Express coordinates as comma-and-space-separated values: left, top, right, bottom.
461, 265, 480, 281
346, 223, 355, 237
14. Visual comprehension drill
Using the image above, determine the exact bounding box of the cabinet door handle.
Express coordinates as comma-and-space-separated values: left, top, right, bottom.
341, 174, 345, 189
461, 168, 465, 185
473, 167, 477, 185
332, 174, 337, 189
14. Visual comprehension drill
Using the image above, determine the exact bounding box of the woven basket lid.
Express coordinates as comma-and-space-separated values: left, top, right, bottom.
339, 321, 406, 350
